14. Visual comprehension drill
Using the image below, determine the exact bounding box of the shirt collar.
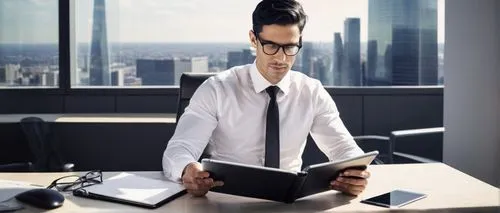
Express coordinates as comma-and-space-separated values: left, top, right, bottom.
249, 62, 291, 96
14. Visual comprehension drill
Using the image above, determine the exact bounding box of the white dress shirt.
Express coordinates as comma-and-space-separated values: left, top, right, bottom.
162, 63, 363, 181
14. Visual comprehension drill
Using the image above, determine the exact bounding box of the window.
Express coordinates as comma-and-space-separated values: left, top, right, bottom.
72, 0, 444, 87
0, 0, 59, 88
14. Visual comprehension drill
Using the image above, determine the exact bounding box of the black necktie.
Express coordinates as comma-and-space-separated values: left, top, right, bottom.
265, 86, 280, 168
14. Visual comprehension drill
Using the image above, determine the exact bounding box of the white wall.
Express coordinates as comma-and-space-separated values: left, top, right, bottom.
444, 0, 500, 187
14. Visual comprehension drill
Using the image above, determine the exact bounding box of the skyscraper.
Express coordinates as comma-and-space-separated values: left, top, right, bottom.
136, 59, 175, 86
332, 33, 344, 86
175, 57, 209, 85
89, 0, 111, 86
367, 0, 438, 85
227, 48, 255, 69
344, 18, 361, 86
301, 42, 313, 76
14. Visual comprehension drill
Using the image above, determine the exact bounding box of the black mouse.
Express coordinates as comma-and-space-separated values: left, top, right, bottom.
15, 188, 65, 209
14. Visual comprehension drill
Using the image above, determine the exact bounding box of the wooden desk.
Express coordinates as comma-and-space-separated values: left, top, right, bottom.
0, 113, 177, 123
1, 163, 498, 212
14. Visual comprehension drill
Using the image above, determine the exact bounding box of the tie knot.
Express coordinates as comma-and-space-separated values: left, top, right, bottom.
266, 86, 279, 99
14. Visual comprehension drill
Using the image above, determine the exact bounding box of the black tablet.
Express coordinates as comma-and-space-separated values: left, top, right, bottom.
361, 189, 427, 208
297, 151, 379, 198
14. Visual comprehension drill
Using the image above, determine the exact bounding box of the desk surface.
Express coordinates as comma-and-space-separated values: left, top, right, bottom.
1, 163, 498, 213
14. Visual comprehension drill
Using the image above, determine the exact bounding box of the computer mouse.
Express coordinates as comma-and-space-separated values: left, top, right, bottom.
15, 188, 65, 209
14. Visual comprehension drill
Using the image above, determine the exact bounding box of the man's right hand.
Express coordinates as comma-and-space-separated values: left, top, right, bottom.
181, 162, 224, 197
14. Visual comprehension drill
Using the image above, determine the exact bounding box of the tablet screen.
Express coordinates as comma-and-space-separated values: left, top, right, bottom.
361, 190, 426, 208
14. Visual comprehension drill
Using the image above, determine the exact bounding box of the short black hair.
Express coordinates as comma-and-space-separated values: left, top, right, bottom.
252, 0, 307, 36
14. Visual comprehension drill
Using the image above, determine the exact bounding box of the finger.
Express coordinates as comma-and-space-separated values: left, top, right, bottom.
183, 182, 202, 190
187, 189, 209, 197
341, 169, 371, 179
331, 181, 365, 194
335, 176, 368, 186
193, 171, 210, 179
213, 181, 224, 187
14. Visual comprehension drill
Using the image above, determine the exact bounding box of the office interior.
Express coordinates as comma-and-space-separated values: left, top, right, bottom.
0, 0, 498, 190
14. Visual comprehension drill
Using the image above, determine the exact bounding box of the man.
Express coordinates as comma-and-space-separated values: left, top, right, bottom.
163, 0, 370, 197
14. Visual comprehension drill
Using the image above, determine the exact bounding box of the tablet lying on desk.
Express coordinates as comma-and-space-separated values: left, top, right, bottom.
361, 190, 427, 208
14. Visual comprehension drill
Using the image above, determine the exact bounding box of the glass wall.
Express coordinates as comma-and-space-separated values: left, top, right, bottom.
72, 0, 445, 87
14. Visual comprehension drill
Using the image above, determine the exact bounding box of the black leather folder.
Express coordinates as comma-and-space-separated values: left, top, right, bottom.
201, 151, 378, 203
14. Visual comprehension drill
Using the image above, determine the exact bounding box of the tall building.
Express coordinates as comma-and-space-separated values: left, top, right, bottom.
301, 42, 313, 76
111, 69, 124, 86
227, 48, 255, 69
89, 0, 111, 86
0, 67, 5, 83
45, 71, 59, 86
332, 33, 344, 86
313, 57, 329, 85
136, 59, 175, 86
174, 57, 209, 85
367, 0, 438, 85
5, 64, 20, 85
344, 18, 361, 86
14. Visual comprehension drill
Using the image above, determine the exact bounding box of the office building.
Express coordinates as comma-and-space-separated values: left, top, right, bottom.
332, 33, 344, 86
89, 0, 111, 86
227, 48, 255, 69
344, 18, 361, 86
175, 57, 209, 85
301, 42, 313, 76
313, 57, 329, 85
136, 59, 175, 86
45, 71, 59, 86
111, 69, 125, 86
367, 0, 438, 85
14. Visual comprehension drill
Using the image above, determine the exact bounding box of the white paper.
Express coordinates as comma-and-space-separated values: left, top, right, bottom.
82, 173, 185, 205
0, 180, 41, 202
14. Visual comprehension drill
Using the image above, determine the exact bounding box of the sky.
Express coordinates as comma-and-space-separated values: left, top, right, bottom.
0, 0, 445, 43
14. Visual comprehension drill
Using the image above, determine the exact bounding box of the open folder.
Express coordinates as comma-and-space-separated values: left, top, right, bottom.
73, 172, 186, 209
202, 151, 378, 203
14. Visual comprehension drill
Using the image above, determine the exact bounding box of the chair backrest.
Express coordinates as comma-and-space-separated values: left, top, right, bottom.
353, 135, 393, 164
177, 73, 217, 121
177, 73, 217, 160
391, 127, 444, 162
20, 117, 67, 172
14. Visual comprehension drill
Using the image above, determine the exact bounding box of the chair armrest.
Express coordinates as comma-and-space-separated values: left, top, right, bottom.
0, 162, 34, 172
62, 163, 75, 172
353, 135, 390, 141
353, 135, 393, 164
393, 152, 439, 163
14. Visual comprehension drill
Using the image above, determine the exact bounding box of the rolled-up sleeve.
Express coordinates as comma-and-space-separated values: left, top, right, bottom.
162, 78, 219, 182
309, 81, 364, 162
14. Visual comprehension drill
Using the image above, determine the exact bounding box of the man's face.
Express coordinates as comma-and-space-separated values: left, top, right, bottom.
249, 24, 301, 84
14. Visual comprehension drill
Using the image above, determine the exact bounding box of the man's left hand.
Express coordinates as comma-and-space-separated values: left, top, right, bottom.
330, 169, 371, 196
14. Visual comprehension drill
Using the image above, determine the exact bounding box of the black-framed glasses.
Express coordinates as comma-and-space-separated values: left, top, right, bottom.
47, 170, 103, 192
254, 32, 302, 56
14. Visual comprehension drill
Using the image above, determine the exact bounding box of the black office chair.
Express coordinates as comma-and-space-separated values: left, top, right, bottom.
177, 73, 217, 160
391, 127, 444, 163
0, 162, 33, 172
353, 127, 444, 164
353, 135, 393, 164
177, 73, 217, 122
20, 117, 75, 172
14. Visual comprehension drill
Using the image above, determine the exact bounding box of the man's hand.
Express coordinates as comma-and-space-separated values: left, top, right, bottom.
181, 162, 224, 197
330, 168, 370, 196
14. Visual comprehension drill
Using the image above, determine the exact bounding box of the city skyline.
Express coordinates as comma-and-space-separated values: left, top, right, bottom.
0, 0, 445, 43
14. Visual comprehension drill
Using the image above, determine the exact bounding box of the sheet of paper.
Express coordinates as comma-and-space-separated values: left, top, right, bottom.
83, 173, 185, 205
0, 180, 41, 202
